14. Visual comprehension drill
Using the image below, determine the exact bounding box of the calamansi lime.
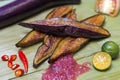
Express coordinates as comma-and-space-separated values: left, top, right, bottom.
92, 52, 112, 70
102, 41, 119, 59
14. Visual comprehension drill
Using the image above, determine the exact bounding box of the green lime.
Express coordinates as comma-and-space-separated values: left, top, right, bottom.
102, 41, 119, 59
92, 52, 112, 71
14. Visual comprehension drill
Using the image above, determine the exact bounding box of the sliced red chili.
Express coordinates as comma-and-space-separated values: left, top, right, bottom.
10, 54, 17, 61
12, 64, 20, 70
1, 55, 9, 61
15, 69, 24, 77
8, 60, 13, 68
18, 50, 28, 73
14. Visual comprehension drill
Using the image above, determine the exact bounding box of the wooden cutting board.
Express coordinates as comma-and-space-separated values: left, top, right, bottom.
0, 0, 120, 80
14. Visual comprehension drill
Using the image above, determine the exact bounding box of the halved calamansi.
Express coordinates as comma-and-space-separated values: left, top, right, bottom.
92, 52, 112, 71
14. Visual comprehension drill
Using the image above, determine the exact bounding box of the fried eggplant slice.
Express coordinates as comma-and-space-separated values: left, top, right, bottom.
33, 35, 62, 68
20, 17, 110, 39
48, 14, 105, 63
16, 30, 45, 47
48, 37, 88, 63
33, 7, 75, 68
64, 9, 76, 20
16, 5, 73, 47
46, 6, 73, 18
80, 14, 105, 27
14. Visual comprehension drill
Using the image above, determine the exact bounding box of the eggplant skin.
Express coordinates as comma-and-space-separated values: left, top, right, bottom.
0, 0, 80, 29
20, 18, 110, 39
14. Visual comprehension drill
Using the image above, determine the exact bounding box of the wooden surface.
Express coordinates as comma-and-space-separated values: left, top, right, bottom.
0, 0, 120, 80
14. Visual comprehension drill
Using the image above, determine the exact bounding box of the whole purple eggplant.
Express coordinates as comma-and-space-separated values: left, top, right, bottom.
0, 0, 80, 29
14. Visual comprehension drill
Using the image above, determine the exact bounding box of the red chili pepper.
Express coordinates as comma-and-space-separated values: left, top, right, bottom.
18, 50, 28, 73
